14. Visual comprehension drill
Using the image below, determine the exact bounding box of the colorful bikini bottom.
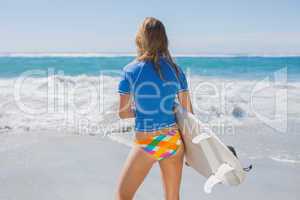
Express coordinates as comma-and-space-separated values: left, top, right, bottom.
134, 127, 182, 161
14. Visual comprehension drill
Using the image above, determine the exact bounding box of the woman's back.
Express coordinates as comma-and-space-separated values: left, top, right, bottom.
118, 57, 188, 132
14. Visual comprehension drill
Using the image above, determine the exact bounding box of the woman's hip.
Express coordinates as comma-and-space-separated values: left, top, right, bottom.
134, 125, 183, 161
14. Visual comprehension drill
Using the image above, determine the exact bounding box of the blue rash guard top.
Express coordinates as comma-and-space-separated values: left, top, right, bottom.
118, 58, 188, 132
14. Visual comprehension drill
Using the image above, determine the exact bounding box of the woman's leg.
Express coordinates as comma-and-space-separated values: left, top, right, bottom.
116, 145, 156, 200
158, 145, 184, 200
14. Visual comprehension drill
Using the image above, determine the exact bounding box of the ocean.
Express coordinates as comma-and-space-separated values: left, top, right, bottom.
0, 55, 299, 162
1, 55, 300, 199
1, 56, 300, 80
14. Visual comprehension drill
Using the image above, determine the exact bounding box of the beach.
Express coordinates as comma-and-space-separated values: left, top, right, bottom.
0, 56, 300, 199
1, 131, 299, 200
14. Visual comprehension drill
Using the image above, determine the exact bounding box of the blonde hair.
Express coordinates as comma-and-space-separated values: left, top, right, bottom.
135, 17, 180, 80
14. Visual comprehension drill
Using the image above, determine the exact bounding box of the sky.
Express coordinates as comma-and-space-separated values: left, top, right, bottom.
1, 0, 300, 55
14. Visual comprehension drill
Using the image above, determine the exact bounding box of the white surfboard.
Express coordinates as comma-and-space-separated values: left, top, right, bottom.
175, 104, 250, 193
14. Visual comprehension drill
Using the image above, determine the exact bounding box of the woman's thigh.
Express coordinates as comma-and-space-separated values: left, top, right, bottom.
158, 145, 184, 200
116, 145, 156, 200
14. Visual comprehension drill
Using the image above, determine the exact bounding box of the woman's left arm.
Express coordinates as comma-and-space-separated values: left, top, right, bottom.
118, 94, 135, 119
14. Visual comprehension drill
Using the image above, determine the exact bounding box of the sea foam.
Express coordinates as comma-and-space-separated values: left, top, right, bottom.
0, 73, 300, 164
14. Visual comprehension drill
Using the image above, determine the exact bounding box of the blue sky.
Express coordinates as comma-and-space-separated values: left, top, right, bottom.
1, 0, 300, 54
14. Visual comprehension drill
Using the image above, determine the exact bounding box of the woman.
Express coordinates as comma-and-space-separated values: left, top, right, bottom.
116, 17, 193, 200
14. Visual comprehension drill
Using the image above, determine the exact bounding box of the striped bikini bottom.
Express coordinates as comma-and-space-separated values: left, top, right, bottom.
134, 127, 182, 161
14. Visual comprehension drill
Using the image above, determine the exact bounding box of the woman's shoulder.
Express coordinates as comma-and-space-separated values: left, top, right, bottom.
123, 59, 147, 73
161, 58, 185, 75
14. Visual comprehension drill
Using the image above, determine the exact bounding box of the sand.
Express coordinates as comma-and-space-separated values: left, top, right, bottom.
1, 131, 299, 200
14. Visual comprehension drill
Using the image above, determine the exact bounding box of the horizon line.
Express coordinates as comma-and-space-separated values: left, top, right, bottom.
1, 52, 300, 58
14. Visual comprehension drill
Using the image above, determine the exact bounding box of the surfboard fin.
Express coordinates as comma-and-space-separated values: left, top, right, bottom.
192, 132, 211, 144
204, 175, 222, 194
243, 164, 253, 172
204, 163, 234, 194
226, 145, 253, 172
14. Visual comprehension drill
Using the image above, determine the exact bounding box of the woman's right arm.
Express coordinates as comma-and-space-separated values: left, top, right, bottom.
177, 90, 194, 114
176, 66, 193, 114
